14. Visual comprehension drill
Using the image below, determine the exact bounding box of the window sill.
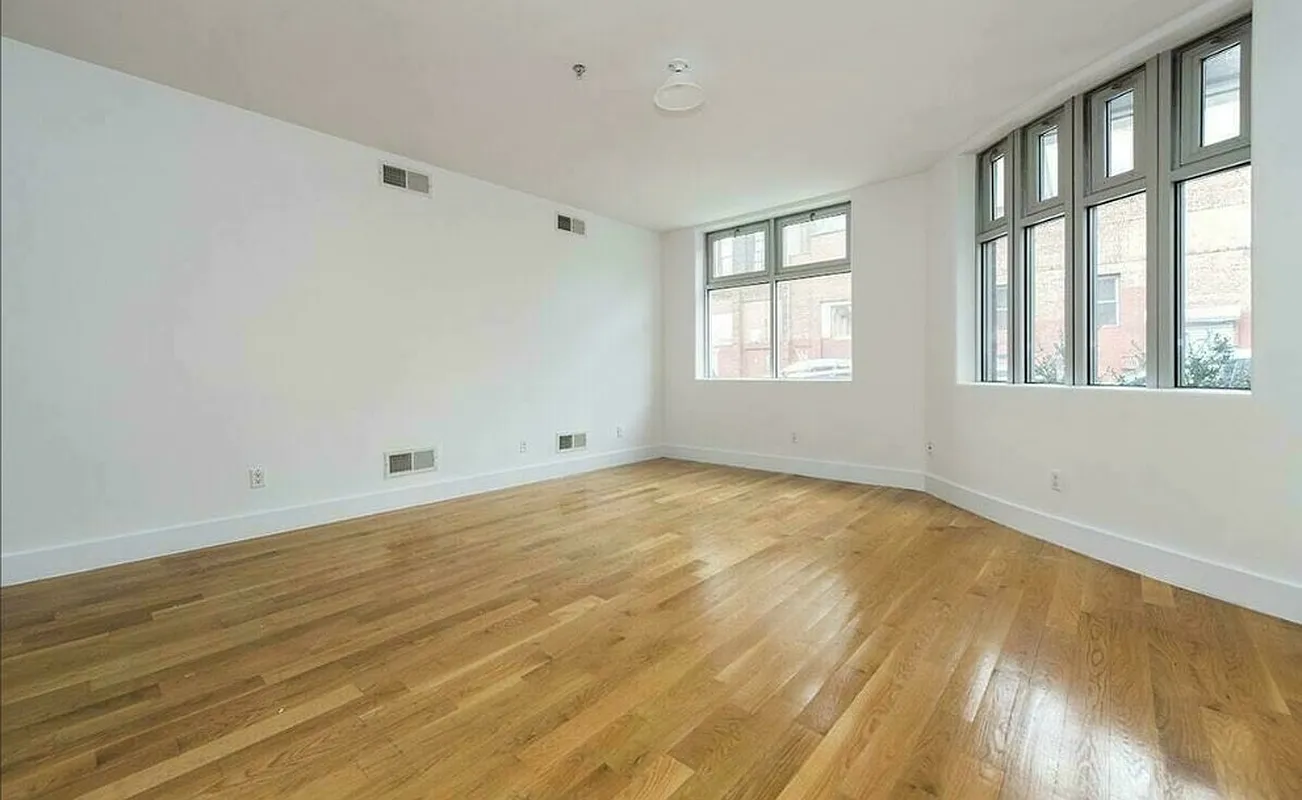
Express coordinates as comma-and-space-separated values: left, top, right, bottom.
696, 377, 854, 384
957, 380, 1251, 396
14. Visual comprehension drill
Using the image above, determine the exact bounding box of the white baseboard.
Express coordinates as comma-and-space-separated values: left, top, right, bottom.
0, 446, 660, 587
925, 473, 1302, 624
662, 445, 925, 491
7, 445, 1295, 625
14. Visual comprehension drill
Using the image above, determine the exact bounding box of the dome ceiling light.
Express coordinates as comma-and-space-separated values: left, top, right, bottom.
654, 59, 705, 113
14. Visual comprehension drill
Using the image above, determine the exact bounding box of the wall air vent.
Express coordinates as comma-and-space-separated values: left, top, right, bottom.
380, 163, 431, 196
385, 446, 438, 478
557, 214, 586, 236
556, 432, 588, 453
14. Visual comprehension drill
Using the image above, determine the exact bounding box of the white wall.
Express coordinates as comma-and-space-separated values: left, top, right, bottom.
3, 2, 1296, 619
0, 38, 661, 583
660, 175, 929, 488
922, 0, 1300, 621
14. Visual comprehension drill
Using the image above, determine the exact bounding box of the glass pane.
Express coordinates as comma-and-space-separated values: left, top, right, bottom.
990, 155, 1005, 219
1201, 44, 1241, 146
982, 236, 1010, 382
777, 273, 852, 380
1028, 218, 1066, 384
782, 212, 847, 268
1089, 193, 1147, 385
1038, 128, 1059, 201
708, 285, 771, 379
710, 228, 766, 279
1180, 165, 1251, 388
1106, 90, 1135, 177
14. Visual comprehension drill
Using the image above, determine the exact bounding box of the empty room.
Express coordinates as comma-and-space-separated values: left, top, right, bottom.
1, 0, 1298, 797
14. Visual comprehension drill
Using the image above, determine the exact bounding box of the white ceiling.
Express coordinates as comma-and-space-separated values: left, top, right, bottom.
1, 0, 1211, 230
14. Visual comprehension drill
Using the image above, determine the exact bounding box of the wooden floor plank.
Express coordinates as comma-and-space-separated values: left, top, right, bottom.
2, 459, 1297, 799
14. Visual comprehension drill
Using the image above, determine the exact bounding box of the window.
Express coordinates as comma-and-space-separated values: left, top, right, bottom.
1089, 194, 1146, 385
974, 16, 1251, 390
782, 213, 847, 268
980, 237, 1010, 382
991, 155, 1006, 220
707, 284, 771, 379
821, 301, 852, 340
1038, 128, 1059, 201
708, 224, 767, 280
1178, 26, 1249, 160
704, 204, 851, 380
979, 144, 1009, 229
1027, 217, 1066, 384
1105, 90, 1136, 177
1201, 45, 1241, 146
1179, 165, 1251, 389
780, 274, 852, 379
1094, 273, 1121, 327
1086, 70, 1148, 194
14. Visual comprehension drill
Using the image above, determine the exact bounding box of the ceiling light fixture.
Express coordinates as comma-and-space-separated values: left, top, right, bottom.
654, 59, 705, 112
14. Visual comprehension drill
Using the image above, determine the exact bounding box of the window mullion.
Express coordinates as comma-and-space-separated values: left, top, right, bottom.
1011, 133, 1027, 383
1060, 99, 1076, 387
767, 219, 777, 379
1142, 56, 1162, 389
1156, 51, 1178, 389
1071, 94, 1090, 386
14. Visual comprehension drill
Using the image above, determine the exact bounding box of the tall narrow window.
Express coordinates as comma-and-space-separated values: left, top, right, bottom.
1089, 193, 1147, 386
981, 237, 1010, 382
990, 155, 1006, 220
1201, 44, 1241, 146
1038, 128, 1059, 201
1105, 90, 1136, 177
1179, 166, 1251, 388
1027, 218, 1067, 384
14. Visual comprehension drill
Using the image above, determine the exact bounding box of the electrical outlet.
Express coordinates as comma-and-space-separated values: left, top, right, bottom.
1050, 470, 1062, 493
519, 440, 528, 454
791, 432, 799, 444
616, 426, 624, 439
248, 467, 266, 490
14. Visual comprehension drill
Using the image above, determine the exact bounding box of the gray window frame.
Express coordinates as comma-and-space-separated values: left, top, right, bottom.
1022, 104, 1073, 385
703, 203, 852, 380
1023, 109, 1067, 215
1086, 70, 1151, 195
1176, 20, 1251, 173
978, 236, 1010, 382
974, 15, 1251, 391
1172, 21, 1252, 388
976, 137, 1012, 381
977, 143, 1010, 234
705, 220, 769, 283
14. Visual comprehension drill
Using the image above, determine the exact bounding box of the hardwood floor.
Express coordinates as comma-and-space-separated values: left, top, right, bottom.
1, 459, 1298, 799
